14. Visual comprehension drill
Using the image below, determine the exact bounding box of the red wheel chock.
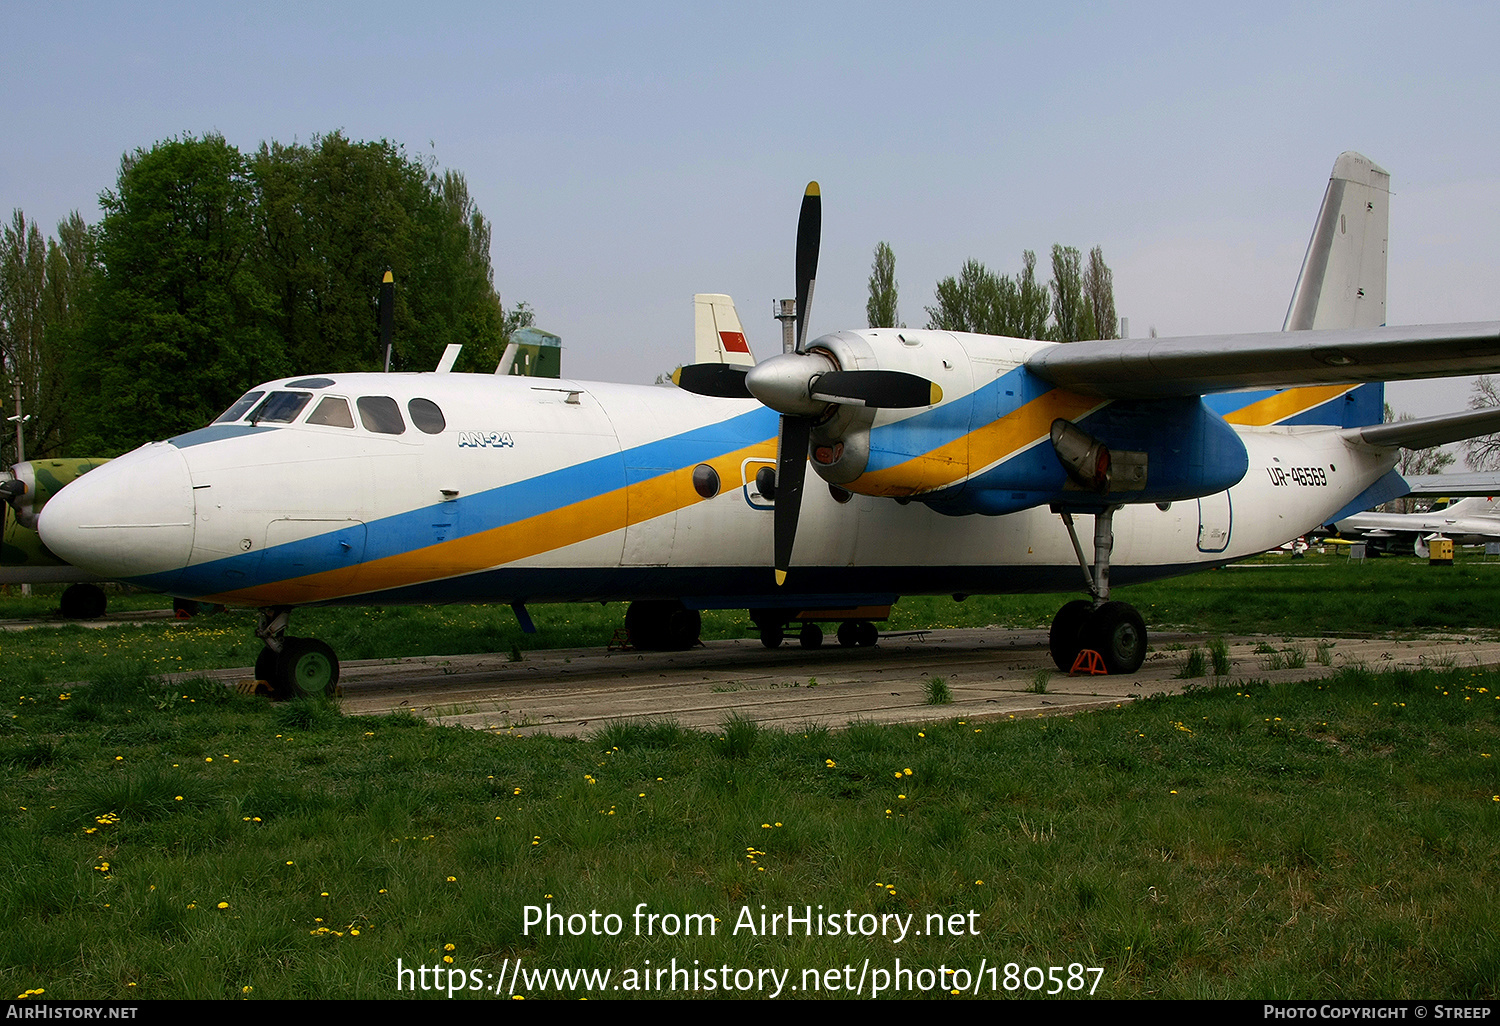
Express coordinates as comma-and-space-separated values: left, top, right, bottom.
1070, 649, 1108, 675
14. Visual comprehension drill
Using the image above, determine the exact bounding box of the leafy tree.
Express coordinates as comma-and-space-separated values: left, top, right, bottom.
68, 131, 524, 454
1, 210, 49, 462
1049, 244, 1085, 342
75, 134, 279, 453
1083, 245, 1117, 341
252, 134, 507, 376
925, 246, 1103, 342
866, 241, 900, 328
0, 210, 91, 462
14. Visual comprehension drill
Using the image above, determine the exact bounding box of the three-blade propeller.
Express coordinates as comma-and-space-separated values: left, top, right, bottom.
674, 182, 941, 583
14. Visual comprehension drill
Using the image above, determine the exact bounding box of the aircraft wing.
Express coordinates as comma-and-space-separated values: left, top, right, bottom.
1024, 321, 1500, 399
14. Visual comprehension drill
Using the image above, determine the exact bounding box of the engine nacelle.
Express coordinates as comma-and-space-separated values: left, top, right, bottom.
794, 329, 1249, 516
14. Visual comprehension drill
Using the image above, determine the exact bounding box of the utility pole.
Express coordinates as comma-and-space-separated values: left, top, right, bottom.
11, 381, 24, 464
774, 299, 796, 354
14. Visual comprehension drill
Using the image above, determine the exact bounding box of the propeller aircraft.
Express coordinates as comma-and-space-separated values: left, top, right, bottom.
32, 152, 1500, 698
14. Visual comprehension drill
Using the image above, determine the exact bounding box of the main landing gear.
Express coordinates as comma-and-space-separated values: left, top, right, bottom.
624, 600, 703, 651
1047, 507, 1148, 675
255, 606, 340, 700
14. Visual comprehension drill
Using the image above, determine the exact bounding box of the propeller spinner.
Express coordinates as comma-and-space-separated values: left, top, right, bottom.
674, 182, 942, 584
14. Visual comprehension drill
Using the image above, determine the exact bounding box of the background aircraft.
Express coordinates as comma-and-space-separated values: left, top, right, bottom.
1, 458, 111, 617
1332, 491, 1500, 556
33, 154, 1500, 698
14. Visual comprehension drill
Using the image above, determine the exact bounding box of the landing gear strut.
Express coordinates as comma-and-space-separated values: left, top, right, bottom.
1048, 508, 1147, 674
255, 606, 341, 699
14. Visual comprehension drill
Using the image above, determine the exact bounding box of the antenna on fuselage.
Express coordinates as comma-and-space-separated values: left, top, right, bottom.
379, 269, 394, 372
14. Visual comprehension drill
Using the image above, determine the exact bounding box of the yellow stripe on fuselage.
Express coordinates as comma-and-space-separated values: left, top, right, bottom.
850, 389, 1102, 496
1220, 385, 1354, 426
203, 437, 777, 605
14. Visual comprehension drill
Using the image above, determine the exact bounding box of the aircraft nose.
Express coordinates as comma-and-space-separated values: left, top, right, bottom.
38, 443, 196, 586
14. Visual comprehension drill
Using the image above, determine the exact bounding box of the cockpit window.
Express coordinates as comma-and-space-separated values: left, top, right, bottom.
306, 396, 355, 428
408, 397, 446, 434
213, 391, 266, 424
286, 377, 336, 389
357, 396, 406, 435
248, 391, 312, 424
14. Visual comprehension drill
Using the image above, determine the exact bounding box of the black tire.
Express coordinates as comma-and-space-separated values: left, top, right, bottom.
254, 646, 278, 687
276, 637, 340, 698
1049, 600, 1093, 671
837, 621, 859, 647
665, 606, 702, 650
799, 623, 823, 649
760, 625, 784, 649
59, 583, 106, 620
1083, 601, 1147, 675
855, 620, 879, 647
625, 600, 701, 651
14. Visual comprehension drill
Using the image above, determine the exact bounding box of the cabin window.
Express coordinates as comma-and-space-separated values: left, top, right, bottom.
691, 463, 720, 499
306, 396, 355, 428
408, 398, 446, 434
213, 391, 265, 423
357, 396, 406, 435
249, 391, 312, 424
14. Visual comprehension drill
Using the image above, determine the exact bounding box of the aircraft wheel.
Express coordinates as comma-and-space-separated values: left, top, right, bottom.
1049, 600, 1092, 671
625, 600, 701, 651
254, 646, 278, 687
760, 625, 784, 649
856, 620, 879, 647
799, 623, 823, 649
59, 583, 106, 620
837, 621, 859, 647
276, 637, 340, 699
1083, 601, 1147, 675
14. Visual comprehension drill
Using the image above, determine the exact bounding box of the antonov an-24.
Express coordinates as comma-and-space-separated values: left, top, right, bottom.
31, 153, 1500, 697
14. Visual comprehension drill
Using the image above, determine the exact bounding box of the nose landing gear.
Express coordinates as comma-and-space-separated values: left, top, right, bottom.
255, 607, 341, 699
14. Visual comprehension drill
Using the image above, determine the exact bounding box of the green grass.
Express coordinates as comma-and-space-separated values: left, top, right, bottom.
2, 661, 1498, 999
3, 556, 1500, 999
5, 553, 1497, 693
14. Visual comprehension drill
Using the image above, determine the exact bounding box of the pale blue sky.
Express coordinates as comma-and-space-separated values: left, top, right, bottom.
5, 2, 1498, 416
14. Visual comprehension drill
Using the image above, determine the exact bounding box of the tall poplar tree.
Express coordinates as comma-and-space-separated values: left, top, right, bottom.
866, 241, 900, 328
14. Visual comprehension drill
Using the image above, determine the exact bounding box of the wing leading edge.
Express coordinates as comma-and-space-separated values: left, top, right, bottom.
1024, 321, 1500, 400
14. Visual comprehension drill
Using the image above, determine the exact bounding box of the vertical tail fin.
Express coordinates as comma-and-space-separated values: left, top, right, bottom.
1284, 152, 1390, 331
693, 294, 756, 366
1263, 152, 1391, 428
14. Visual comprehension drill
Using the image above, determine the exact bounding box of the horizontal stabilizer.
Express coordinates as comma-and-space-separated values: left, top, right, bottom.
1343, 405, 1500, 450
1401, 472, 1500, 496
1025, 322, 1500, 399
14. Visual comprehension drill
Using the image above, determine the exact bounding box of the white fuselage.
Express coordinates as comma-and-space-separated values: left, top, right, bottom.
37, 335, 1395, 611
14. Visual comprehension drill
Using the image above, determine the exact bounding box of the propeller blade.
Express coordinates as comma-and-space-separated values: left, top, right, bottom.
672, 363, 752, 399
809, 370, 943, 409
379, 269, 394, 372
773, 414, 811, 585
794, 182, 820, 352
